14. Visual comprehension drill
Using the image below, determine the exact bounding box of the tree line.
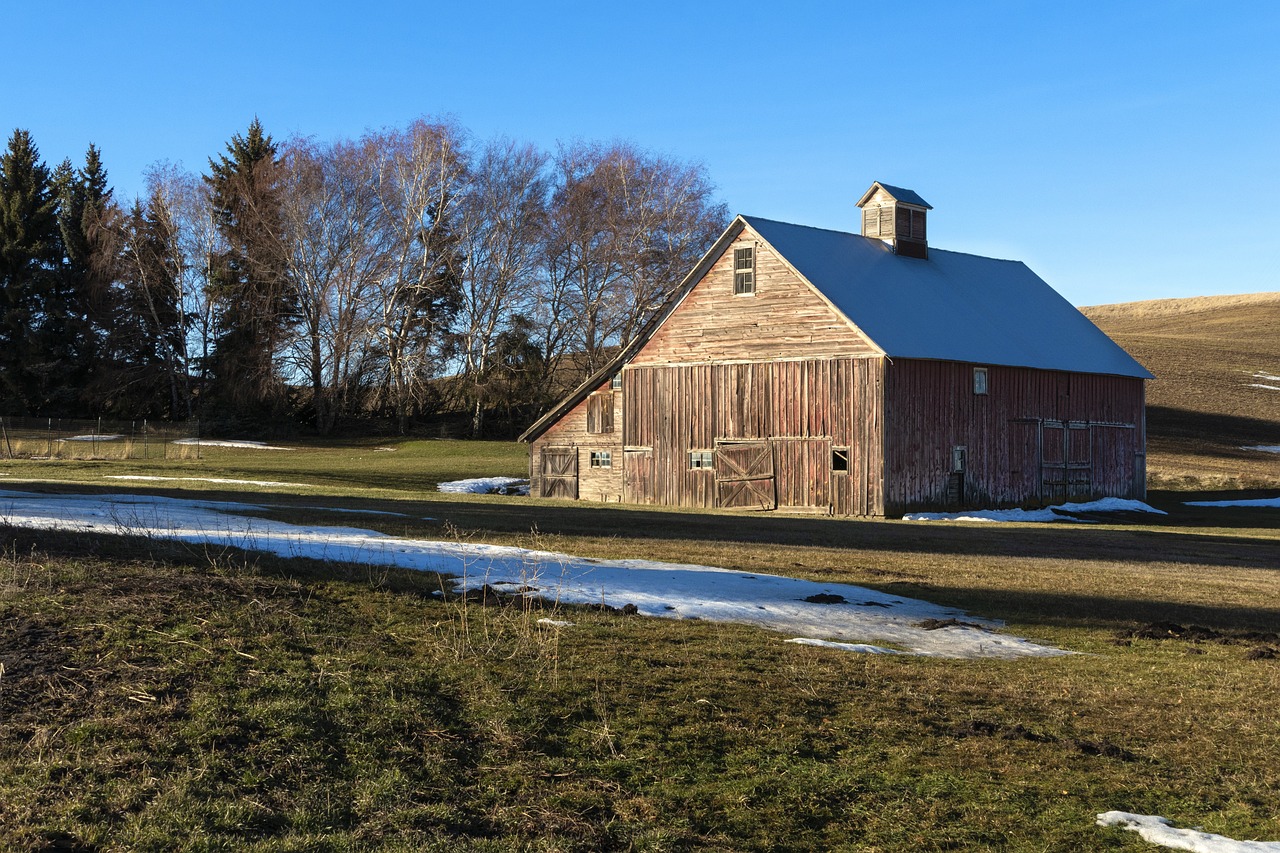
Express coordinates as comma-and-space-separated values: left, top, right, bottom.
0, 119, 728, 436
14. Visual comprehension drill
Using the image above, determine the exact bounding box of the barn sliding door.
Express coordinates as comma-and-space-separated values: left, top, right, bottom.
540, 447, 578, 499
715, 441, 776, 510
1041, 421, 1092, 501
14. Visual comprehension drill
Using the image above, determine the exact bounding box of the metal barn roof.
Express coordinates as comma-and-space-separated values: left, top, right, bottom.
742, 216, 1153, 379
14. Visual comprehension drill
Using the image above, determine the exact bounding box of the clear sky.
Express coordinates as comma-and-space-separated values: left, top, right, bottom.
5, 0, 1277, 306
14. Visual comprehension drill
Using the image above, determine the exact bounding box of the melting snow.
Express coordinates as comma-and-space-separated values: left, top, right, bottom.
1185, 496, 1280, 509
438, 476, 530, 496
1241, 445, 1280, 454
1097, 812, 1280, 852
105, 475, 313, 488
0, 488, 1065, 660
906, 498, 1166, 523
171, 439, 294, 450
60, 434, 124, 442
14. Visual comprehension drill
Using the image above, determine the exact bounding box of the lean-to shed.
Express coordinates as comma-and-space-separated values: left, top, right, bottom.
520, 183, 1153, 516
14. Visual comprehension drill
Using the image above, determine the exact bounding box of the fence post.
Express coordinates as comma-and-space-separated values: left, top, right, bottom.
143, 419, 148, 460
1, 417, 11, 459
47, 418, 53, 459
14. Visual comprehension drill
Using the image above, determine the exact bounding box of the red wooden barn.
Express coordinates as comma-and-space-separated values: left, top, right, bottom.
520, 182, 1153, 517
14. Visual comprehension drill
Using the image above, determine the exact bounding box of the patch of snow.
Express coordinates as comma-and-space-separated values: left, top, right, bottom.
1254, 372, 1280, 382
787, 638, 904, 655
1097, 811, 1280, 852
1241, 445, 1280, 454
373, 446, 397, 452
1185, 496, 1280, 509
171, 439, 294, 450
1248, 384, 1280, 391
104, 475, 313, 488
59, 434, 124, 442
537, 618, 574, 628
0, 488, 1066, 660
906, 498, 1166, 523
438, 476, 530, 496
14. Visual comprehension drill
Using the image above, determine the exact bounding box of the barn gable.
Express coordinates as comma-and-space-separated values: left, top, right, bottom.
631, 221, 881, 366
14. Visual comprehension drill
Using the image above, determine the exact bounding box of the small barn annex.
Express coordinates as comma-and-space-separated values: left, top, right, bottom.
519, 182, 1153, 517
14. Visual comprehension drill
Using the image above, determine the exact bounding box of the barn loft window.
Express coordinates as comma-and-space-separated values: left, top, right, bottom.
832, 448, 849, 473
733, 246, 755, 295
973, 367, 989, 395
586, 393, 613, 433
689, 450, 714, 469
589, 451, 612, 469
610, 373, 622, 390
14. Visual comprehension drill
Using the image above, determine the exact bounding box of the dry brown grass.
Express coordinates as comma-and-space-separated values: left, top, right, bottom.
1082, 292, 1280, 488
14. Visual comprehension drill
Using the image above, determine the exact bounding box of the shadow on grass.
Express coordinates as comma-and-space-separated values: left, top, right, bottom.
1147, 405, 1280, 447
904, 583, 1280, 635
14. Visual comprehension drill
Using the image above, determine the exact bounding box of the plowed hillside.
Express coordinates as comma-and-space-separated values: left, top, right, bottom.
1082, 292, 1280, 488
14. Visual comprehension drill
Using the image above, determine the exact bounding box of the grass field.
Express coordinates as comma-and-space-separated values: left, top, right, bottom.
2, 295, 1279, 850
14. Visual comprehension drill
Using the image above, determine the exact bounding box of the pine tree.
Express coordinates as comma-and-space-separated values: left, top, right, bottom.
0, 129, 62, 414
202, 118, 295, 427
54, 144, 119, 412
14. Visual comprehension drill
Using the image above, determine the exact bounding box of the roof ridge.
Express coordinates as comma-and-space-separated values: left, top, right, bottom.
743, 215, 1022, 264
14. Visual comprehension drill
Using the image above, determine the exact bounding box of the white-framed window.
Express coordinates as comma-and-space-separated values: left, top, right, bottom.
689, 450, 714, 469
610, 373, 622, 390
733, 245, 755, 295
589, 450, 612, 469
973, 367, 989, 395
832, 447, 850, 473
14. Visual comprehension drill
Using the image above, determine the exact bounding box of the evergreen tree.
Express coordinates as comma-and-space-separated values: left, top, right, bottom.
202, 119, 295, 427
55, 144, 119, 411
0, 129, 63, 414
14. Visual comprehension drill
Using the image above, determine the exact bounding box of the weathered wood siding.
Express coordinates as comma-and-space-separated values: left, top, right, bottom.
529, 380, 624, 501
882, 360, 1146, 514
623, 358, 884, 515
631, 227, 879, 366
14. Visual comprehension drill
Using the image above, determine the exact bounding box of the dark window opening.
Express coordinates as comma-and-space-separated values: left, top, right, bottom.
832, 448, 850, 472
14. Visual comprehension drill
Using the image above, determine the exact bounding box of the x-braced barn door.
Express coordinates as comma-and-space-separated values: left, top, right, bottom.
540, 447, 578, 499
715, 441, 776, 510
1040, 421, 1092, 501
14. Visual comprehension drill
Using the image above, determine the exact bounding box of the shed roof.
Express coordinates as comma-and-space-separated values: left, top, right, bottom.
856, 182, 933, 209
742, 216, 1152, 379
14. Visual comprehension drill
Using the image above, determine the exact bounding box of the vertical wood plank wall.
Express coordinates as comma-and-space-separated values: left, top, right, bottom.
882, 361, 1145, 514
530, 381, 624, 500
623, 357, 884, 515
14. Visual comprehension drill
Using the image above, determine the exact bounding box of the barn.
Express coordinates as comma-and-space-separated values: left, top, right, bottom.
519, 182, 1153, 517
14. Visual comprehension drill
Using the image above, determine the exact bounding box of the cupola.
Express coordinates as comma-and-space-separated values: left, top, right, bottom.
856, 181, 932, 259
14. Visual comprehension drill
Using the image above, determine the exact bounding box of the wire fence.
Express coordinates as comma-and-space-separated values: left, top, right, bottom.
0, 417, 201, 460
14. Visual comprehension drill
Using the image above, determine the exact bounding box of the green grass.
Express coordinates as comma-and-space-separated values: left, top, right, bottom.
2, 438, 1280, 850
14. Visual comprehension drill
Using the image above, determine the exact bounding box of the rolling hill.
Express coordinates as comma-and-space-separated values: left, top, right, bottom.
1082, 292, 1280, 488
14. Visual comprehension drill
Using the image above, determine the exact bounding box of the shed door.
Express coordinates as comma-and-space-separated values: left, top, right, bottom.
540, 447, 578, 499
623, 448, 653, 504
715, 441, 776, 510
773, 438, 832, 510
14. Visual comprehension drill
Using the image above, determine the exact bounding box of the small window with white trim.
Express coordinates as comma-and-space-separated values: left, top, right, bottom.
689, 450, 714, 469
589, 451, 612, 469
610, 373, 622, 390
733, 246, 755, 295
973, 367, 989, 395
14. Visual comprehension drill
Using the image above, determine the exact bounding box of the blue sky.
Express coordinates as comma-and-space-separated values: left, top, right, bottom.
6, 1, 1277, 305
